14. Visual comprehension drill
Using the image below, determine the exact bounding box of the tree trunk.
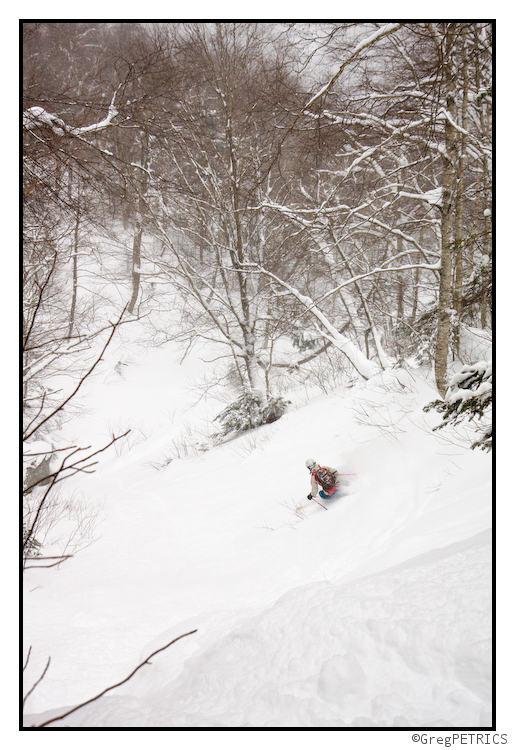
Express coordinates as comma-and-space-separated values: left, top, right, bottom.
435, 24, 458, 397
67, 203, 80, 338
127, 224, 142, 315
128, 133, 149, 315
452, 25, 469, 357
221, 79, 261, 398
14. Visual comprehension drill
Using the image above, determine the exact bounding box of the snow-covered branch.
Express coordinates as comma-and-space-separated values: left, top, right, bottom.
303, 24, 402, 112
244, 265, 380, 380
24, 85, 121, 138
437, 109, 491, 157
314, 259, 441, 307
259, 199, 439, 262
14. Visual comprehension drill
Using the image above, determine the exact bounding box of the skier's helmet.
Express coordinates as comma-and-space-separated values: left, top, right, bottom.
306, 458, 317, 471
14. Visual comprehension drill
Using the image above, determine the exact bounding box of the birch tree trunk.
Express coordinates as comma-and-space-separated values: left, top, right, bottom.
452, 25, 469, 357
67, 202, 80, 339
434, 24, 458, 396
128, 133, 149, 315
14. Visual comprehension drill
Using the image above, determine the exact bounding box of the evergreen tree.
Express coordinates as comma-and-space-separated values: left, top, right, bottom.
423, 361, 492, 451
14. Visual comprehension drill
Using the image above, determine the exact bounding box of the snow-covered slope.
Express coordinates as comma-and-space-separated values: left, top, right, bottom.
23, 334, 492, 728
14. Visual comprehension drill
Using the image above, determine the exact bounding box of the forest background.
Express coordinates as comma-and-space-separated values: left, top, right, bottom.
22, 21, 492, 453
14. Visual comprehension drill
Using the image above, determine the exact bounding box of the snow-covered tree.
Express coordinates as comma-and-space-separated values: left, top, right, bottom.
138, 24, 318, 397
23, 22, 492, 417
423, 360, 492, 451
256, 23, 491, 392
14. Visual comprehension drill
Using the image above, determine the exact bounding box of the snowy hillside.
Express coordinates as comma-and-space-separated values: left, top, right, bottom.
22, 328, 492, 729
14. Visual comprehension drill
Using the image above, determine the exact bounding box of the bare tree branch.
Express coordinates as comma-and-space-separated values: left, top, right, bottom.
302, 24, 403, 112
24, 305, 128, 442
23, 555, 73, 569
32, 630, 198, 728
23, 430, 130, 557
23, 656, 51, 710
23, 430, 131, 495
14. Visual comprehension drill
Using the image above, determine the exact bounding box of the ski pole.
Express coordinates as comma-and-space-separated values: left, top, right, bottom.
313, 498, 328, 510
338, 473, 356, 476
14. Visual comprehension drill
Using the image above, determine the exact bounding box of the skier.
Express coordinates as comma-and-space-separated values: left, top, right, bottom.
306, 459, 339, 501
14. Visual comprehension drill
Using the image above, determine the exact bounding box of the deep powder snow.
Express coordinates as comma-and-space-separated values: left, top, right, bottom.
23, 331, 492, 728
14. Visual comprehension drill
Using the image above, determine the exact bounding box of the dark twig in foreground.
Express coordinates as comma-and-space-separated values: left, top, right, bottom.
23, 655, 51, 709
33, 629, 198, 727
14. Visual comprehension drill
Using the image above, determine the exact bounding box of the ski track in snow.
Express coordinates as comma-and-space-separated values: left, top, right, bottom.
23, 332, 492, 728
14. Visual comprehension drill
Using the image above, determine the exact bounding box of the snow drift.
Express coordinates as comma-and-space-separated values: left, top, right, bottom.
23, 334, 492, 728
